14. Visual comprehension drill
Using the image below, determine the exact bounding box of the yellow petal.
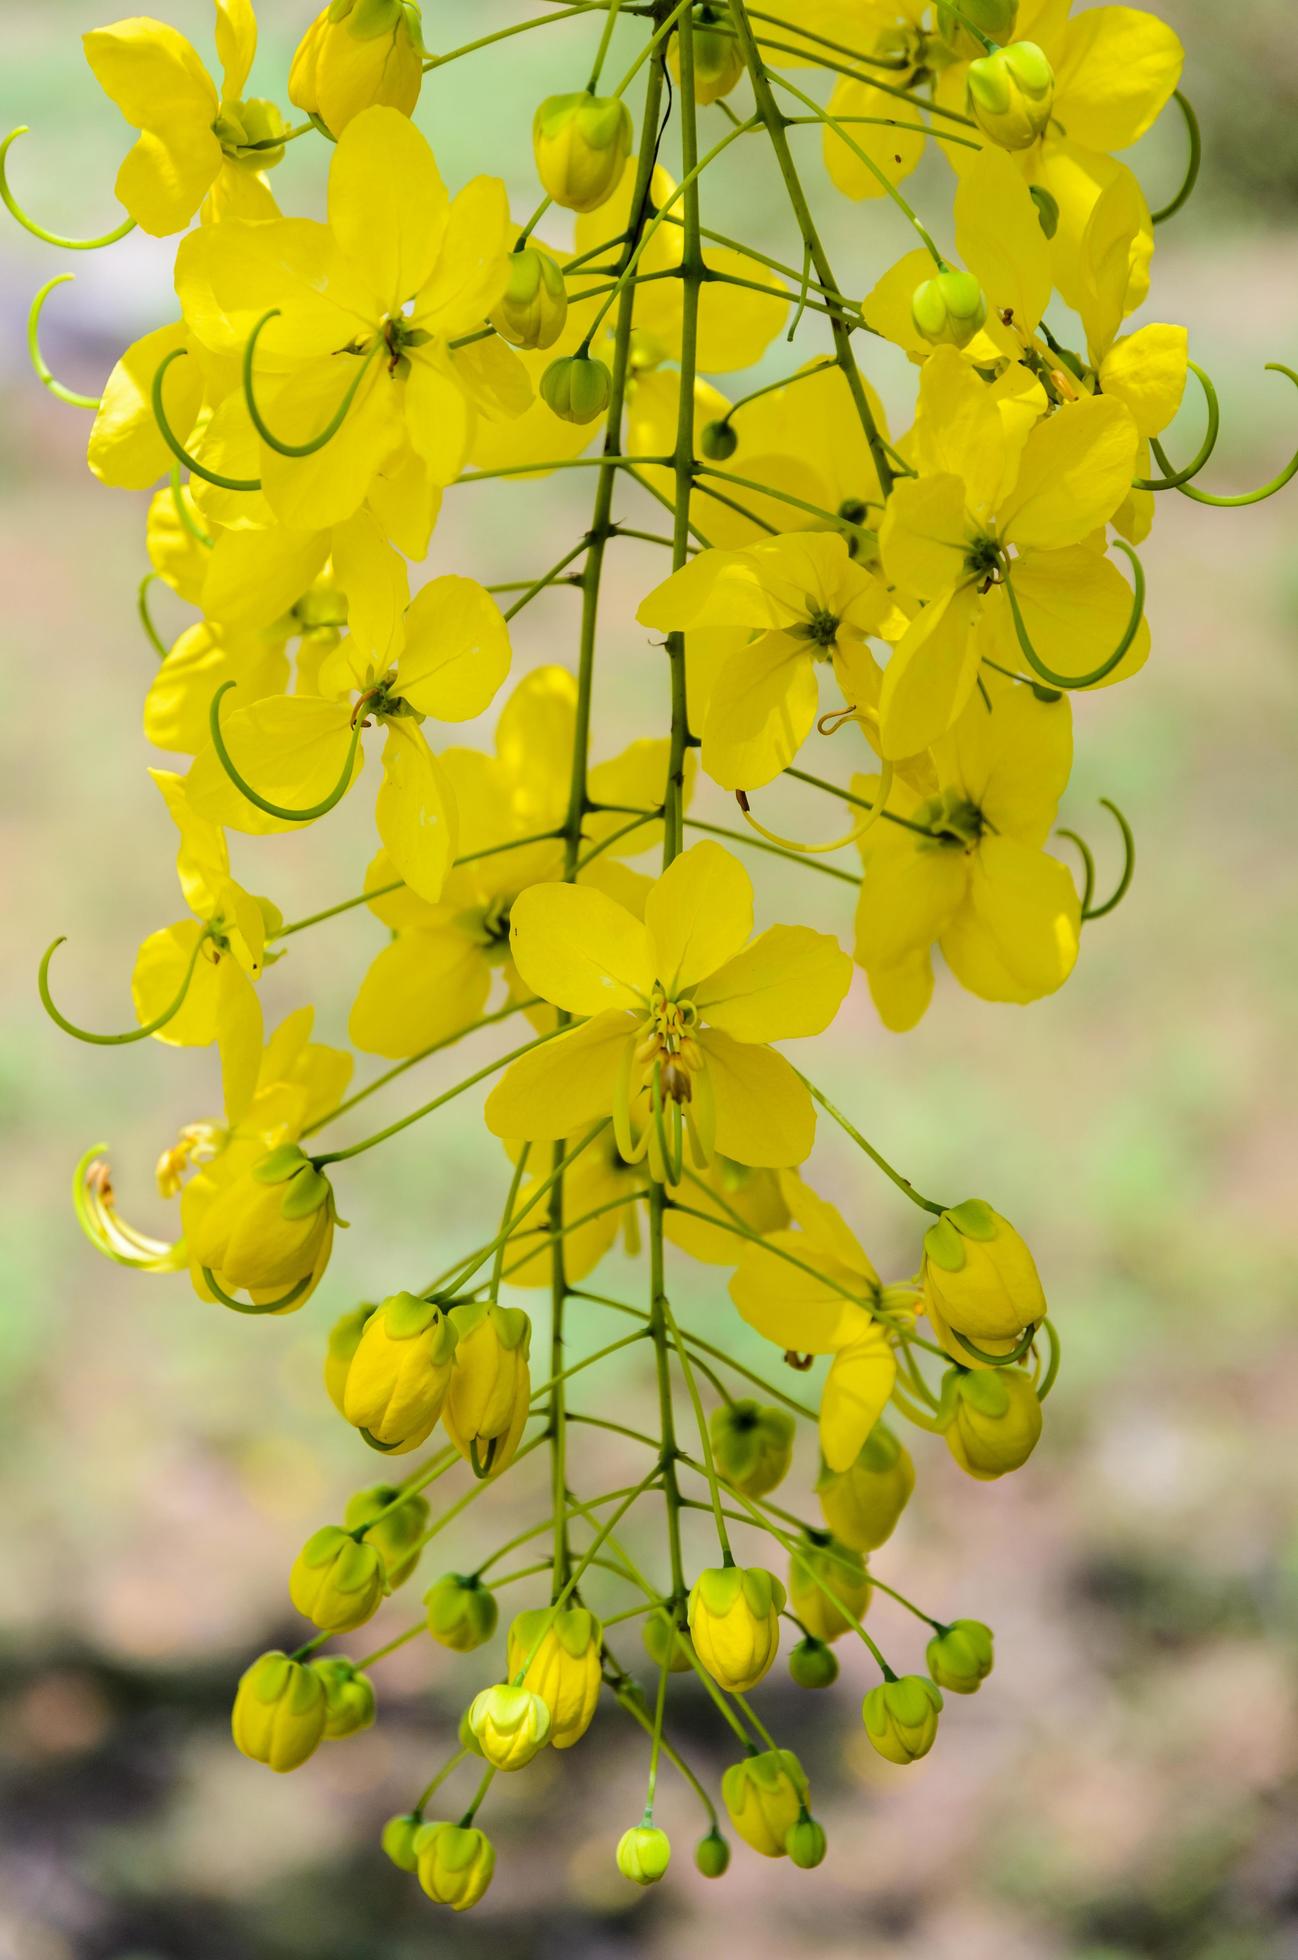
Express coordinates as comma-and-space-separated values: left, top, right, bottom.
508, 883, 652, 1015
586, 739, 694, 861
115, 125, 222, 236
954, 144, 1051, 341
694, 247, 789, 372
328, 105, 448, 312
201, 526, 330, 634
485, 1012, 635, 1141
866, 951, 935, 1033
1099, 323, 1188, 440
861, 246, 936, 362
216, 956, 264, 1126
332, 509, 409, 669
854, 834, 967, 973
823, 76, 924, 201
187, 695, 358, 835
397, 576, 512, 721
701, 1030, 815, 1168
730, 1236, 871, 1352
1053, 7, 1183, 153
645, 841, 753, 993
913, 347, 1009, 521
879, 471, 971, 605
412, 176, 512, 337
132, 920, 224, 1046
878, 581, 982, 760
349, 930, 491, 1058
940, 837, 1081, 1003
696, 926, 851, 1041
701, 633, 818, 791
999, 396, 1139, 551
986, 545, 1150, 692
215, 0, 257, 101
260, 362, 405, 529
89, 322, 200, 491
175, 217, 356, 364
821, 1335, 897, 1473
404, 348, 475, 485
83, 20, 217, 128
144, 622, 289, 756
375, 719, 457, 905
942, 673, 1072, 847
1077, 167, 1154, 358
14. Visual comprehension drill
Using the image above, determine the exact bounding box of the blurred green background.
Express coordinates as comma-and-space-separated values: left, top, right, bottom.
2, 3, 1297, 1956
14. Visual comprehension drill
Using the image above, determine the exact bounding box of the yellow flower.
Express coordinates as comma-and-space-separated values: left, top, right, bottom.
231, 1649, 327, 1771
922, 1198, 1047, 1356
721, 1748, 809, 1858
787, 1533, 872, 1643
638, 531, 904, 790
192, 1141, 335, 1306
942, 1366, 1043, 1479
861, 1674, 942, 1765
342, 1291, 459, 1453
84, 1, 284, 236
443, 1303, 532, 1479
852, 676, 1081, 1031
816, 1423, 915, 1551
507, 1607, 602, 1749
687, 1564, 784, 1693
414, 1821, 495, 1911
289, 1, 424, 135
485, 842, 852, 1174
467, 1683, 551, 1770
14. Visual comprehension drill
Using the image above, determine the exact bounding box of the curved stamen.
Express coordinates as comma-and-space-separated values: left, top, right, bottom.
1150, 363, 1298, 507
1036, 1320, 1063, 1401
243, 309, 382, 458
1133, 360, 1219, 491
951, 1321, 1041, 1368
736, 757, 893, 854
152, 349, 262, 493
1083, 798, 1135, 922
28, 275, 101, 408
1054, 825, 1096, 915
202, 1266, 315, 1315
1001, 540, 1145, 690
138, 572, 168, 658
170, 465, 214, 548
1, 126, 135, 249
1150, 91, 1202, 226
73, 1144, 187, 1273
40, 926, 214, 1046
208, 679, 365, 822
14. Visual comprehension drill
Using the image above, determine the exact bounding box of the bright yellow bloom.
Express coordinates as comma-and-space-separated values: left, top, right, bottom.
289, 2, 424, 135
342, 1292, 459, 1453
467, 1683, 551, 1770
852, 676, 1080, 1030
442, 1303, 531, 1479
485, 842, 851, 1173
816, 1424, 915, 1551
231, 1649, 326, 1771
507, 1607, 602, 1749
687, 1564, 784, 1693
638, 531, 905, 790
861, 1673, 942, 1764
942, 1365, 1043, 1478
721, 1747, 809, 1858
85, 1, 283, 237
414, 1821, 495, 1911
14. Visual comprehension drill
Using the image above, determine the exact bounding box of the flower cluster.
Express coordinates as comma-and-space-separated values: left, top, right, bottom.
13, 0, 1290, 1911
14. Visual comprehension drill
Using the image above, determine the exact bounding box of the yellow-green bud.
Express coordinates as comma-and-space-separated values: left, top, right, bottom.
817, 1424, 915, 1551
911, 270, 988, 350
381, 1811, 422, 1871
344, 1483, 429, 1590
491, 248, 568, 351
710, 1399, 796, 1497
943, 1366, 1042, 1479
231, 1650, 327, 1772
289, 3, 425, 136
926, 1618, 994, 1694
194, 1143, 334, 1304
700, 418, 739, 462
414, 1821, 496, 1911
444, 1302, 531, 1480
616, 1823, 672, 1886
861, 1674, 943, 1765
786, 1815, 827, 1869
669, 12, 746, 105
688, 1564, 785, 1693
424, 1572, 499, 1652
642, 1609, 694, 1673
721, 1748, 809, 1858
342, 1291, 458, 1454
311, 1657, 376, 1738
290, 1525, 386, 1633
788, 1636, 838, 1691
532, 91, 633, 213
695, 1829, 731, 1877
506, 1606, 602, 1749
923, 1200, 1047, 1352
467, 1683, 551, 1770
787, 1532, 871, 1644
540, 353, 613, 424
966, 40, 1054, 151
458, 1706, 483, 1757
213, 97, 288, 171
937, 0, 1018, 56
325, 1303, 376, 1414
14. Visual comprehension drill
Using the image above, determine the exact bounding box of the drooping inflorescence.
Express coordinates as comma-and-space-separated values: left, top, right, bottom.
14, 0, 1293, 1909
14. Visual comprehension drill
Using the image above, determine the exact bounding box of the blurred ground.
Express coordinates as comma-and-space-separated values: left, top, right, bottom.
1, 4, 1297, 1958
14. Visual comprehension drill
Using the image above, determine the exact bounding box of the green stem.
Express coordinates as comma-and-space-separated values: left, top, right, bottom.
772, 72, 947, 265
458, 1765, 496, 1828
311, 1029, 565, 1167
301, 998, 538, 1138
661, 1295, 732, 1562
648, 1185, 688, 1602
415, 1747, 468, 1815
797, 1076, 947, 1215
137, 574, 167, 659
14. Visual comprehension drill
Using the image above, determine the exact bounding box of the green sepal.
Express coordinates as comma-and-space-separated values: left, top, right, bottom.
923, 1216, 967, 1271
947, 1197, 998, 1241
253, 1142, 311, 1185
280, 1166, 332, 1220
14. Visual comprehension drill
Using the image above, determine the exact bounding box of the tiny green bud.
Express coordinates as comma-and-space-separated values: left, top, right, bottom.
642, 1609, 694, 1673
911, 269, 988, 350
926, 1618, 995, 1694
381, 1811, 422, 1872
700, 418, 739, 462
311, 1658, 377, 1738
695, 1829, 731, 1878
424, 1572, 499, 1652
786, 1815, 828, 1869
492, 247, 568, 351
540, 353, 613, 424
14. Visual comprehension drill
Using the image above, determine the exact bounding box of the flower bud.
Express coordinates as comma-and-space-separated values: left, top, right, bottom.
507, 1606, 602, 1749
290, 1525, 386, 1633
937, 0, 1018, 55
289, 2, 425, 136
669, 12, 746, 106
540, 353, 613, 424
688, 1564, 785, 1693
616, 1823, 672, 1886
491, 248, 568, 351
311, 1657, 377, 1738
923, 1200, 1047, 1351
458, 1706, 483, 1757
414, 1820, 496, 1911
787, 1532, 871, 1644
342, 1291, 459, 1454
926, 1618, 994, 1694
424, 1572, 499, 1652
325, 1303, 376, 1414
861, 1674, 943, 1765
788, 1636, 838, 1691
786, 1815, 827, 1869
710, 1399, 796, 1498
231, 1650, 327, 1772
816, 1424, 915, 1551
700, 418, 739, 462
194, 1143, 334, 1304
213, 97, 288, 172
721, 1748, 809, 1858
642, 1609, 694, 1673
381, 1811, 422, 1871
344, 1483, 429, 1590
911, 270, 988, 350
444, 1303, 532, 1479
532, 91, 632, 213
966, 41, 1054, 151
942, 1366, 1042, 1479
695, 1829, 731, 1877
467, 1682, 551, 1770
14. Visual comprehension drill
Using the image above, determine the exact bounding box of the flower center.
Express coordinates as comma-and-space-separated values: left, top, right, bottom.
635, 987, 702, 1104
916, 789, 985, 849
